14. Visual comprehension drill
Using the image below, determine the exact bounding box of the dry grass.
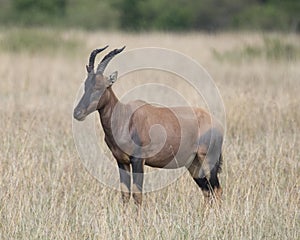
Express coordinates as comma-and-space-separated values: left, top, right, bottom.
0, 29, 299, 239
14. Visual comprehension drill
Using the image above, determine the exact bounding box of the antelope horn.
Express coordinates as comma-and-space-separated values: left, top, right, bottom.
97, 46, 126, 74
86, 45, 109, 73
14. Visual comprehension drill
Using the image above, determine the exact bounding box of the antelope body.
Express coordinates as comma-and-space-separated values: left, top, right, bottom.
73, 46, 223, 206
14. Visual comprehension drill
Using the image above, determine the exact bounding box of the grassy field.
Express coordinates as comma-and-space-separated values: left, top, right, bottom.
0, 29, 299, 239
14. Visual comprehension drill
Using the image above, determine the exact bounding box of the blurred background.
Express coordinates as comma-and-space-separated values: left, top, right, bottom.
0, 0, 299, 32
1, 1, 299, 239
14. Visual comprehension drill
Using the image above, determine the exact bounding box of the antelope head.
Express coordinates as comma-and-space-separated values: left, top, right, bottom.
73, 46, 125, 121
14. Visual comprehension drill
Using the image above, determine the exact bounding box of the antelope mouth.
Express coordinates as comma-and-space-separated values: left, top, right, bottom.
73, 109, 87, 121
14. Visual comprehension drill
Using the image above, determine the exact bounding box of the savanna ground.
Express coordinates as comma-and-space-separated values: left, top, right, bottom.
0, 29, 299, 239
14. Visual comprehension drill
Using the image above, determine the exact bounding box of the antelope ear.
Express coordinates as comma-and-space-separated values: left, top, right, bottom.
108, 71, 118, 85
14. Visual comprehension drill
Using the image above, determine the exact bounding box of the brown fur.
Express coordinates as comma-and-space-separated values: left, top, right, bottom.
74, 47, 224, 207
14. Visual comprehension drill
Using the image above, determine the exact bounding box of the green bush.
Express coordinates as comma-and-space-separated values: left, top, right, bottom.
11, 0, 66, 26
233, 0, 299, 32
0, 29, 81, 54
0, 0, 298, 31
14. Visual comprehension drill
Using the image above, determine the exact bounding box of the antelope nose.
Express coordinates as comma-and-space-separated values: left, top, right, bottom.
73, 109, 82, 118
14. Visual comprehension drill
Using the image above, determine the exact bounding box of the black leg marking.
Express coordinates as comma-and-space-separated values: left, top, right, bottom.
194, 177, 209, 191
131, 158, 144, 206
193, 166, 222, 204
209, 162, 222, 202
118, 163, 131, 204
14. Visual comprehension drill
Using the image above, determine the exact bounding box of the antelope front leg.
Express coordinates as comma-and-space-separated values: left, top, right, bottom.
118, 163, 131, 205
131, 158, 145, 206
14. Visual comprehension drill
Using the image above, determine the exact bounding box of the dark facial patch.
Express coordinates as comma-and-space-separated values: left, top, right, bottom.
74, 73, 109, 120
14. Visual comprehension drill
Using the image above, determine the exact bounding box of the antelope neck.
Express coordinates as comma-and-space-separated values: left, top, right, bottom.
98, 88, 120, 136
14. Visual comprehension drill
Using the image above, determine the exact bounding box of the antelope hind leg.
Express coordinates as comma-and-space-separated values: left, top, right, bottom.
188, 153, 223, 206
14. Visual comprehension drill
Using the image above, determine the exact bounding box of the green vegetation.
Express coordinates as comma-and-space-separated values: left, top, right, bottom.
0, 29, 81, 54
0, 0, 299, 31
212, 37, 300, 62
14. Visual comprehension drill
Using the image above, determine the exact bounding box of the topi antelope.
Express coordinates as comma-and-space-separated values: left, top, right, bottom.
73, 46, 224, 207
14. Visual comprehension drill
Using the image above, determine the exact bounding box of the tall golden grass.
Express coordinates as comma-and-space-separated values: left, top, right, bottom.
0, 29, 299, 239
